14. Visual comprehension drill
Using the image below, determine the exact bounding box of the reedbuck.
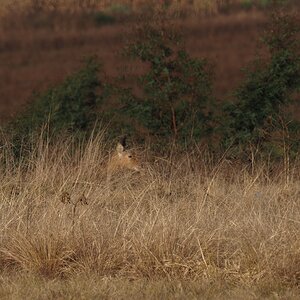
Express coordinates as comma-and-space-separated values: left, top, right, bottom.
106, 136, 141, 187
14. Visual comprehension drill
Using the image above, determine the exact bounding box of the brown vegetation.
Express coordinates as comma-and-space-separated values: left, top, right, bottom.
0, 132, 299, 298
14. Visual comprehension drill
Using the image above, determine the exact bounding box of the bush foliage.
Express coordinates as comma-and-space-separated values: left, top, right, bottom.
100, 22, 214, 145
6, 10, 300, 159
222, 11, 300, 157
8, 58, 100, 155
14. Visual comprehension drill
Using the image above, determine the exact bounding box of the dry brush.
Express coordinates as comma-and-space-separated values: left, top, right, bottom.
0, 132, 299, 297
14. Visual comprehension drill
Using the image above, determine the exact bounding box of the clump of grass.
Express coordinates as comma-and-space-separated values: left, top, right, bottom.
1, 233, 74, 278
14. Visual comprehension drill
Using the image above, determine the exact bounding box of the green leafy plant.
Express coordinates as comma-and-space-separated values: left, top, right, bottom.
222, 11, 300, 158
101, 21, 214, 146
8, 58, 101, 155
92, 11, 115, 26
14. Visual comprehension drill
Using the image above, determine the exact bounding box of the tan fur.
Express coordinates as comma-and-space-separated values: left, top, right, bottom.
106, 142, 141, 185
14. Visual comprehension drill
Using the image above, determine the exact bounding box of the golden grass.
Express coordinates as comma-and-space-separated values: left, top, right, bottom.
0, 131, 299, 298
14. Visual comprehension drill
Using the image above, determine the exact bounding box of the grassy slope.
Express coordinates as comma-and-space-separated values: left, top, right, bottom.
0, 133, 299, 299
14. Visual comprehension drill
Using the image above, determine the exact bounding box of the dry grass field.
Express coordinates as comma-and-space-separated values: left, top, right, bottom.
0, 132, 299, 299
0, 1, 300, 299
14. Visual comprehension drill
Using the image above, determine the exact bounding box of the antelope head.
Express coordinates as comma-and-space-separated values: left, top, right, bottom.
107, 136, 141, 184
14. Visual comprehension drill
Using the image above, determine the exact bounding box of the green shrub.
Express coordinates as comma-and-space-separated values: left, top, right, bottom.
222, 11, 300, 158
8, 58, 100, 155
92, 11, 115, 26
100, 22, 214, 146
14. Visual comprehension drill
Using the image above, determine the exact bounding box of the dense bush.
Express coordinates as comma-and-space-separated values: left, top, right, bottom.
92, 11, 115, 26
8, 58, 100, 155
5, 10, 299, 160
223, 11, 300, 157
100, 22, 214, 145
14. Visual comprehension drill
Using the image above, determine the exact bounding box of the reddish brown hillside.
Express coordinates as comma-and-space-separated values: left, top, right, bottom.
0, 10, 267, 122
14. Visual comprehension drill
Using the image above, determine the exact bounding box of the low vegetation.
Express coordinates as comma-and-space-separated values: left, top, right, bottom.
9, 9, 300, 158
0, 132, 299, 299
8, 58, 100, 157
222, 10, 300, 158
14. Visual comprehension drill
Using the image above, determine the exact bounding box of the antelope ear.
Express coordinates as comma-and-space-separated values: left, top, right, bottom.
119, 135, 127, 147
116, 143, 125, 156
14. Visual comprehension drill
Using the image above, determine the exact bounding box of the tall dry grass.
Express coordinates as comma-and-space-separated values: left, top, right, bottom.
0, 130, 299, 298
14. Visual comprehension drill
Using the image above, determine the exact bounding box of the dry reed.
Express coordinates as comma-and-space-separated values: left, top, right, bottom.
0, 131, 299, 298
